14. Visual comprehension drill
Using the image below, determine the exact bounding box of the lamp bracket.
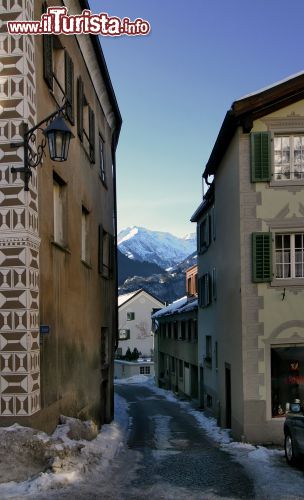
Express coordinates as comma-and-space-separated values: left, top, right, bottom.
10, 103, 67, 191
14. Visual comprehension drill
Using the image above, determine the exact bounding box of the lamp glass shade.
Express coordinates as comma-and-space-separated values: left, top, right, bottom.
43, 116, 73, 162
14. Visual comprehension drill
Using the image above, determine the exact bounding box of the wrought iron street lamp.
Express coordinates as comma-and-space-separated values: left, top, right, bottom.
11, 104, 74, 191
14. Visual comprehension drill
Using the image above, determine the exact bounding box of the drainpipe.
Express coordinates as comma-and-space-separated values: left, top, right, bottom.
111, 127, 121, 352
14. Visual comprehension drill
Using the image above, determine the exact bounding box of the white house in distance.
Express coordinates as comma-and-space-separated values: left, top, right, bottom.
118, 289, 165, 358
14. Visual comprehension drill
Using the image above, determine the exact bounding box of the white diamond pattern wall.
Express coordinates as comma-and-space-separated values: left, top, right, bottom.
0, 0, 40, 416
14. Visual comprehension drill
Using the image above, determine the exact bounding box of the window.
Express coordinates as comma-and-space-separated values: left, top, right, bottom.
171, 357, 175, 373
42, 19, 74, 123
274, 135, 304, 181
118, 329, 130, 340
212, 268, 217, 301
179, 360, 183, 379
98, 225, 114, 278
167, 323, 172, 339
81, 206, 89, 263
205, 335, 212, 367
271, 345, 304, 418
187, 319, 192, 342
180, 321, 186, 341
53, 175, 66, 246
140, 366, 150, 375
99, 135, 106, 184
127, 312, 135, 321
198, 215, 211, 254
215, 341, 218, 370
173, 322, 178, 340
77, 77, 95, 162
194, 320, 198, 341
198, 273, 211, 307
275, 233, 304, 279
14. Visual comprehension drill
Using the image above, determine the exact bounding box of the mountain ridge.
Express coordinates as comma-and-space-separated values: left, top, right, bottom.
118, 226, 196, 269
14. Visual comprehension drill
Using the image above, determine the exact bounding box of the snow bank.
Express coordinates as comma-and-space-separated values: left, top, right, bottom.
0, 393, 129, 498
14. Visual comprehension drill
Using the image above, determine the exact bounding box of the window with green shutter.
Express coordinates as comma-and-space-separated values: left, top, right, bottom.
251, 132, 271, 182
252, 232, 272, 282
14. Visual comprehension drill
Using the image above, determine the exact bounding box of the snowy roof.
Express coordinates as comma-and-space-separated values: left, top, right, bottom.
237, 71, 304, 101
118, 290, 142, 307
204, 71, 304, 180
152, 296, 198, 319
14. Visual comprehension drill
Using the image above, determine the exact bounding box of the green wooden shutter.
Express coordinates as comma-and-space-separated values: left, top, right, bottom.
98, 224, 104, 274
77, 77, 84, 141
65, 51, 74, 124
251, 132, 271, 182
89, 107, 95, 163
252, 232, 272, 282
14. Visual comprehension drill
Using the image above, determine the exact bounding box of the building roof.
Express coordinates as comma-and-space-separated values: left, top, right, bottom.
203, 72, 304, 180
118, 288, 165, 308
118, 290, 142, 307
79, 0, 122, 147
190, 182, 214, 222
152, 296, 198, 319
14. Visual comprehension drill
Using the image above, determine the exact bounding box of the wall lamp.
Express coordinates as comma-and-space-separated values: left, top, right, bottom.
11, 103, 74, 191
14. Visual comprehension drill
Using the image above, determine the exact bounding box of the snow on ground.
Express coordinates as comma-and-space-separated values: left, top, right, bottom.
147, 378, 304, 499
0, 393, 129, 499
1, 375, 304, 499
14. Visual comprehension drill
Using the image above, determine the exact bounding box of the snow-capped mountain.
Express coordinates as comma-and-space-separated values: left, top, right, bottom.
118, 226, 196, 269
118, 251, 197, 304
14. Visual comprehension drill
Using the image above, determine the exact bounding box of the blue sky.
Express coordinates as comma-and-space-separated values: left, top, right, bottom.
90, 0, 304, 236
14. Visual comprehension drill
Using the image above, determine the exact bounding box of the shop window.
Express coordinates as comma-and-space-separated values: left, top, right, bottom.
271, 345, 304, 418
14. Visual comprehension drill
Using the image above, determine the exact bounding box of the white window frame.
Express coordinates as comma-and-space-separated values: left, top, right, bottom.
273, 134, 304, 181
274, 232, 304, 279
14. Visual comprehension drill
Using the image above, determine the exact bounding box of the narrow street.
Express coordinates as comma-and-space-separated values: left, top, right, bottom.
35, 383, 254, 500
4, 380, 304, 499
111, 383, 255, 499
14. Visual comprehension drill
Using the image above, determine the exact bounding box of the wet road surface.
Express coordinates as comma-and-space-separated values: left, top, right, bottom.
111, 383, 255, 499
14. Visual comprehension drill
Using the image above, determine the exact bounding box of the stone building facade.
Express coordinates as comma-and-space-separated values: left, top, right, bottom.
192, 73, 304, 444
0, 0, 121, 431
